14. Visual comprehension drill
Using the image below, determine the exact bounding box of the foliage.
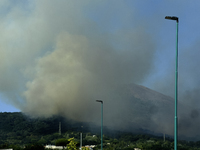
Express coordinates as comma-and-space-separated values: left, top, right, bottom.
24, 144, 44, 150
67, 138, 78, 150
84, 135, 99, 145
2, 112, 200, 150
82, 147, 90, 150
55, 138, 69, 148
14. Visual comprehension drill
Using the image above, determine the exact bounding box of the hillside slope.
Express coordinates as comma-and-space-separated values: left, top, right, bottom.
102, 84, 174, 136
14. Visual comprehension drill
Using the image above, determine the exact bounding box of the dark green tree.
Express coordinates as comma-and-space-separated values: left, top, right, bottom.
24, 144, 44, 150
55, 138, 69, 149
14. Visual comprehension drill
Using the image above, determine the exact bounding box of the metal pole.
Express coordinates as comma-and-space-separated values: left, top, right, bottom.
80, 132, 82, 150
59, 122, 61, 135
96, 100, 103, 150
174, 20, 179, 150
101, 102, 103, 150
165, 16, 179, 150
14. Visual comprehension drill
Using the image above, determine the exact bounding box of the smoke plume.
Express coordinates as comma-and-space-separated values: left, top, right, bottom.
1, 0, 200, 140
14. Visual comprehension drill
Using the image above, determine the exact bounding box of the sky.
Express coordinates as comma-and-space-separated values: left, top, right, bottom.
1, 0, 200, 139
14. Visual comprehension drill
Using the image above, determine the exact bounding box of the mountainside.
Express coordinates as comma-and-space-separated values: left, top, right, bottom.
102, 84, 174, 136
1, 84, 196, 140
1, 84, 175, 134
130, 84, 174, 104
102, 83, 200, 141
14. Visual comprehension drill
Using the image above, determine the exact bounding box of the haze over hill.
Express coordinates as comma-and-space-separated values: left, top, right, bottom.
102, 84, 175, 136
106, 84, 200, 141
1, 1, 200, 141
19, 83, 200, 141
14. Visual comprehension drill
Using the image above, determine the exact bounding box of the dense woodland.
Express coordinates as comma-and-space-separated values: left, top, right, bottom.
1, 112, 200, 150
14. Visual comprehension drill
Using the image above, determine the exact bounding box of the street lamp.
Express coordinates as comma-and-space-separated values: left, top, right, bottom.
80, 126, 83, 150
165, 16, 179, 150
96, 100, 103, 150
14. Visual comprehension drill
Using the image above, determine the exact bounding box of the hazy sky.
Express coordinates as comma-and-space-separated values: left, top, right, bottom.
1, 0, 200, 139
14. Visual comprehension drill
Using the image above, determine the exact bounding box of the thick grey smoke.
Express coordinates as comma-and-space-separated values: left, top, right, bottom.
22, 25, 155, 117
1, 0, 200, 139
0, 1, 156, 123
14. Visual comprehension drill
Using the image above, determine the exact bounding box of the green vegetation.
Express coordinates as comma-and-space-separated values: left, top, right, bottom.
67, 138, 78, 150
1, 112, 200, 150
55, 138, 69, 148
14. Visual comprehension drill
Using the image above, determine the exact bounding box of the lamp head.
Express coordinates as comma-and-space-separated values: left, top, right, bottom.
165, 16, 179, 22
96, 100, 103, 103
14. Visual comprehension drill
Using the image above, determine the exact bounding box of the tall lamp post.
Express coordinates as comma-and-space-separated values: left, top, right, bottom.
80, 126, 83, 150
165, 16, 179, 150
96, 100, 103, 150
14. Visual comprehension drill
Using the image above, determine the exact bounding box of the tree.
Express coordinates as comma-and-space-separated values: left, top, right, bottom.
24, 144, 44, 150
38, 137, 47, 145
55, 138, 69, 149
82, 147, 90, 150
67, 138, 78, 150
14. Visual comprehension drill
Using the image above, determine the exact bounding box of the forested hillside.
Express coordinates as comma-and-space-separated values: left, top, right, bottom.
0, 112, 93, 145
1, 112, 200, 150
